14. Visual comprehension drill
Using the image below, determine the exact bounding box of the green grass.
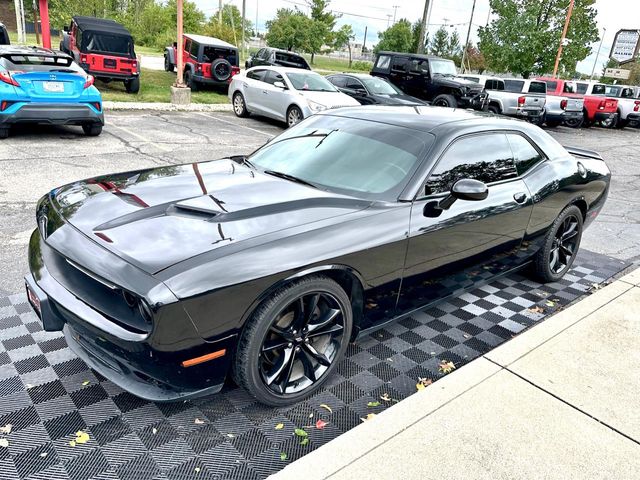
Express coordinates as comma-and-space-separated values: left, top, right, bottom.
134, 44, 163, 56
305, 55, 372, 73
99, 68, 229, 103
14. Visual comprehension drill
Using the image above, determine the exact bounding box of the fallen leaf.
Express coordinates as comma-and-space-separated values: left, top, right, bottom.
40, 452, 48, 458
0, 424, 12, 435
367, 401, 381, 408
194, 418, 205, 425
194, 467, 201, 473
315, 419, 327, 430
75, 431, 90, 445
25, 384, 34, 389
81, 381, 90, 386
152, 428, 158, 435
528, 306, 545, 314
463, 334, 471, 339
0, 439, 8, 448
386, 357, 393, 362
416, 377, 433, 391
319, 404, 333, 413
308, 412, 314, 418
226, 433, 235, 438
300, 437, 309, 446
294, 428, 308, 438
591, 282, 602, 291
69, 441, 76, 447
274, 423, 284, 430
280, 452, 288, 461
360, 413, 376, 422
380, 393, 391, 402
438, 360, 456, 374
545, 300, 556, 307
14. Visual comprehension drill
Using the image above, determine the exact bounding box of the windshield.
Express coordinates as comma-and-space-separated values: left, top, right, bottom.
361, 77, 402, 95
286, 72, 337, 92
248, 115, 430, 199
429, 59, 457, 76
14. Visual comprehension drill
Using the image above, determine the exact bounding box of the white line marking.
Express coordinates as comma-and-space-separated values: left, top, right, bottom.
106, 122, 172, 152
195, 112, 276, 137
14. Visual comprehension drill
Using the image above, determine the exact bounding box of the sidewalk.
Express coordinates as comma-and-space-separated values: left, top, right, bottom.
270, 269, 640, 480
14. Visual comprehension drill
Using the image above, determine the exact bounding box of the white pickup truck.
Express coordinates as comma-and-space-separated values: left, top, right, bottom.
629, 86, 640, 127
535, 78, 585, 128
458, 75, 546, 125
603, 84, 640, 129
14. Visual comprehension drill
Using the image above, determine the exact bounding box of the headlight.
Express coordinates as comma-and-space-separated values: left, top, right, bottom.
307, 100, 328, 112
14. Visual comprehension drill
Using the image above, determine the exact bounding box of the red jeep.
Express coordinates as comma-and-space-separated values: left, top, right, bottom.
536, 77, 618, 127
164, 34, 240, 91
61, 16, 140, 94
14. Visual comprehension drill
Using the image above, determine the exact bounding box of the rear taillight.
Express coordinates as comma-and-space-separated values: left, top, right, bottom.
80, 54, 88, 64
517, 96, 526, 107
91, 102, 101, 111
132, 61, 138, 69
231, 66, 240, 76
84, 75, 94, 89
196, 63, 203, 73
0, 71, 19, 87
560, 99, 568, 110
634, 101, 640, 112
598, 100, 606, 110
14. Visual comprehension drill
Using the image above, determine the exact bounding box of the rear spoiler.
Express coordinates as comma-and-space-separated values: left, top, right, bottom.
563, 145, 604, 161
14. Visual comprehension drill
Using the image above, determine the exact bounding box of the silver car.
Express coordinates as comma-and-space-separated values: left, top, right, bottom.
229, 66, 360, 127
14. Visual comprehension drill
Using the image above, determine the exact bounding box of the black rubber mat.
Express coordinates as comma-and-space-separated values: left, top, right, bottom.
0, 250, 627, 480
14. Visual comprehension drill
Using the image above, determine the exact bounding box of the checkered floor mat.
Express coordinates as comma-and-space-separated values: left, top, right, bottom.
0, 251, 627, 480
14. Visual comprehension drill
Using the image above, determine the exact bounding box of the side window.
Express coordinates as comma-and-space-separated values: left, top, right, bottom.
255, 48, 265, 59
424, 134, 517, 196
184, 39, 191, 54
409, 59, 428, 74
622, 88, 634, 98
189, 41, 199, 58
563, 82, 576, 94
264, 70, 285, 85
576, 83, 588, 94
375, 55, 391, 70
507, 134, 545, 176
528, 82, 546, 94
328, 76, 346, 88
504, 80, 524, 92
246, 69, 267, 82
345, 78, 364, 90
391, 56, 409, 72
592, 84, 606, 95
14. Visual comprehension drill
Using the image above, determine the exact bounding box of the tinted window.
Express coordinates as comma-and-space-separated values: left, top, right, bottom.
486, 79, 504, 91
391, 56, 409, 72
543, 80, 558, 92
576, 83, 588, 94
328, 75, 346, 88
507, 134, 544, 176
255, 48, 265, 59
184, 39, 191, 54
425, 134, 517, 196
409, 59, 429, 73
528, 81, 546, 94
504, 80, 524, 92
189, 41, 199, 57
345, 78, 364, 90
203, 47, 237, 65
592, 84, 606, 95
247, 69, 266, 81
376, 55, 391, 70
622, 88, 634, 98
264, 69, 285, 85
563, 82, 576, 93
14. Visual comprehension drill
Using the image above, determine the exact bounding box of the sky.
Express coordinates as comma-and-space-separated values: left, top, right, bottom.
194, 0, 639, 75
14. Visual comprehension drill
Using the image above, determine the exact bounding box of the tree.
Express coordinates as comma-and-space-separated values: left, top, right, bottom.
478, 0, 599, 78
375, 19, 413, 54
206, 4, 253, 46
305, 0, 339, 63
463, 43, 487, 73
334, 24, 355, 67
265, 8, 311, 52
429, 26, 449, 57
411, 20, 429, 53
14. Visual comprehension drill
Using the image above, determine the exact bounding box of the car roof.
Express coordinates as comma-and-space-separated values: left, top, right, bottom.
247, 65, 321, 75
0, 45, 69, 57
184, 34, 236, 50
318, 105, 537, 134
376, 51, 444, 61
73, 16, 131, 37
264, 47, 304, 56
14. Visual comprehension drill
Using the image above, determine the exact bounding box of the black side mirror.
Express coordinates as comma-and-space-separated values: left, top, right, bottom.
355, 88, 367, 95
63, 26, 69, 33
438, 178, 488, 210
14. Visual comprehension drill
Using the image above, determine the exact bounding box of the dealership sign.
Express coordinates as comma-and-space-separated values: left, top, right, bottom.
610, 29, 640, 63
604, 68, 631, 80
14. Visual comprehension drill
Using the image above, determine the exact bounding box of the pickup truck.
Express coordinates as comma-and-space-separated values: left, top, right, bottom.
457, 74, 545, 124
532, 78, 584, 128
601, 84, 640, 129
565, 80, 619, 128
628, 86, 640, 127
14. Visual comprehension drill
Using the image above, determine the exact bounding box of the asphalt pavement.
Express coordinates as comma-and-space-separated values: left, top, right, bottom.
0, 111, 639, 295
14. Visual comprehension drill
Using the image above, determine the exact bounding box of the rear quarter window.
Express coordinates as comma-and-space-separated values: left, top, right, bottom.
507, 134, 545, 176
375, 55, 391, 71
504, 80, 524, 92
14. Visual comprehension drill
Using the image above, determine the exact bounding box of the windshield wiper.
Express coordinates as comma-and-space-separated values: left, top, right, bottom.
264, 170, 319, 189
230, 154, 255, 169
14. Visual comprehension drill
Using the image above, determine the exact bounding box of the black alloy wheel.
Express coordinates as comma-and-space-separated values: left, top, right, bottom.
432, 94, 457, 108
233, 276, 352, 406
532, 205, 583, 282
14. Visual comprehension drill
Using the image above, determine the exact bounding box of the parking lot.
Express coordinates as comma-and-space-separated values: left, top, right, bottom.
1, 111, 639, 295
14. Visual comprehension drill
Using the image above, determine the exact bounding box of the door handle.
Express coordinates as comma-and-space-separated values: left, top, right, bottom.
262, 90, 268, 94
513, 192, 527, 204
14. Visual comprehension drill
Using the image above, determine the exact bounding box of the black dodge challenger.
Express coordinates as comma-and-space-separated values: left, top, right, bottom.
25, 107, 610, 406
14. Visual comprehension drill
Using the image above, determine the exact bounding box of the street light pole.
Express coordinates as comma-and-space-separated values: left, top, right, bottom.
460, 0, 477, 73
552, 0, 575, 78
590, 27, 606, 80
176, 0, 185, 87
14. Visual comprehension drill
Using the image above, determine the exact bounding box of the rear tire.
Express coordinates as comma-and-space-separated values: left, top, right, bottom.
185, 70, 198, 91
531, 205, 583, 283
82, 124, 102, 137
432, 94, 458, 108
564, 116, 583, 128
615, 117, 629, 129
0, 127, 9, 139
232, 92, 249, 117
232, 275, 353, 406
125, 77, 140, 94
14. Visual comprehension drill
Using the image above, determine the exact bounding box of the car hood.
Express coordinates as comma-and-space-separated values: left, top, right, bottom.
297, 90, 361, 107
432, 75, 483, 92
371, 93, 425, 106
51, 159, 372, 274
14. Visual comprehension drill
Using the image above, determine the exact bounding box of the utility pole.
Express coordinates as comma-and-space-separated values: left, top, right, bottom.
417, 0, 430, 54
590, 27, 606, 80
14, 0, 26, 44
177, 0, 185, 87
255, 0, 259, 36
460, 0, 477, 73
392, 5, 399, 24
552, 0, 575, 78
362, 26, 368, 53
218, 0, 223, 25
386, 14, 391, 28
242, 0, 246, 56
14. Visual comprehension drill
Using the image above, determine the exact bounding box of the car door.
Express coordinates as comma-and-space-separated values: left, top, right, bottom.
343, 77, 371, 104
243, 69, 268, 113
397, 132, 533, 313
260, 70, 289, 121
389, 55, 410, 92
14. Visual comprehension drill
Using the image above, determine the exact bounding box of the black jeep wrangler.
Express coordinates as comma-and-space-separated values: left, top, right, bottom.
371, 52, 487, 110
245, 47, 310, 70
0, 23, 9, 45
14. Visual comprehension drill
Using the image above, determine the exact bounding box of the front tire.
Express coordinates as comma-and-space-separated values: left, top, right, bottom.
487, 104, 500, 115
432, 94, 458, 108
531, 205, 583, 283
164, 55, 174, 72
286, 105, 303, 127
233, 276, 353, 406
82, 124, 102, 136
232, 92, 249, 117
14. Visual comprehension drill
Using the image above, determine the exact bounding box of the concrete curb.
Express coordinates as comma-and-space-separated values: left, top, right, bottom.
102, 101, 233, 112
268, 270, 639, 480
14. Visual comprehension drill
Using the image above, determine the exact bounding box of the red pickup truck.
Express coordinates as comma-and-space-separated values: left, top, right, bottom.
536, 77, 618, 127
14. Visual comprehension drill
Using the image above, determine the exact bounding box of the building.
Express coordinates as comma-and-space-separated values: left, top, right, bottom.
610, 29, 640, 65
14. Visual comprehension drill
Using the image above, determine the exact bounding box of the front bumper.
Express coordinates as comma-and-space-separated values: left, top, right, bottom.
627, 113, 640, 123
25, 219, 235, 402
0, 104, 104, 126
458, 92, 488, 111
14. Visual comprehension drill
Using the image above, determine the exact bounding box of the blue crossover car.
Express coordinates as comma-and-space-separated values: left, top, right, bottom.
0, 45, 104, 139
